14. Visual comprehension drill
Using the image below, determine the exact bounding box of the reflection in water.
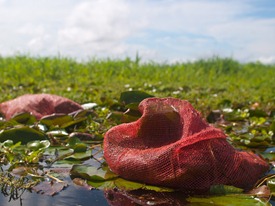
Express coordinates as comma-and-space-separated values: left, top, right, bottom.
0, 146, 110, 206
105, 189, 188, 206
0, 184, 110, 206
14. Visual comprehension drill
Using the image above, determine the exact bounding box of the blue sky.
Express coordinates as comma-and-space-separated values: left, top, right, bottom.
0, 0, 275, 63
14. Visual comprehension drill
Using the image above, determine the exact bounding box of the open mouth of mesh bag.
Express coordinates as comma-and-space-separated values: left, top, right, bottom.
104, 98, 269, 193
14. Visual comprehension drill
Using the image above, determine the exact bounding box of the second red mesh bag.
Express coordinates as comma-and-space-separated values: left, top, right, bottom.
0, 94, 83, 120
104, 98, 269, 193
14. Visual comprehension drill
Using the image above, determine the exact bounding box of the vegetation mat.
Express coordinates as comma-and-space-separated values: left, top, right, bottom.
0, 55, 274, 205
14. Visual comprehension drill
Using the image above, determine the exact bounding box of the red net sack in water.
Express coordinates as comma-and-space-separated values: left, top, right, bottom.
104, 98, 269, 193
0, 94, 83, 120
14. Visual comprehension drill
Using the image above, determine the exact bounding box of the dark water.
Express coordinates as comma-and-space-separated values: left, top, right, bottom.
1, 186, 275, 206
0, 185, 110, 206
1, 145, 274, 206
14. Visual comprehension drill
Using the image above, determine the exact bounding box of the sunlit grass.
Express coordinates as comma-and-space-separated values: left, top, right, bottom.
0, 55, 274, 114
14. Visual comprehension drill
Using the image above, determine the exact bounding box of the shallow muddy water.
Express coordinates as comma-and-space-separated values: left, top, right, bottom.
1, 183, 275, 206
0, 184, 109, 206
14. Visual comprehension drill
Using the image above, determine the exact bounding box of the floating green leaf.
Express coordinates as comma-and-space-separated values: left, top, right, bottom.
120, 91, 154, 105
210, 185, 244, 195
267, 178, 275, 196
40, 114, 74, 127
71, 165, 115, 182
70, 165, 174, 192
0, 126, 48, 144
65, 150, 92, 161
70, 109, 92, 118
60, 117, 87, 129
10, 112, 37, 125
187, 194, 270, 206
27, 140, 50, 151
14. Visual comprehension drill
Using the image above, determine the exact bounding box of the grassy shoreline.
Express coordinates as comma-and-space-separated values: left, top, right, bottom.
0, 55, 274, 114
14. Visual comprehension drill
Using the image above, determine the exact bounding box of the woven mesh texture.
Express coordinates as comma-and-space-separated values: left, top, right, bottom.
0, 94, 83, 120
104, 98, 269, 193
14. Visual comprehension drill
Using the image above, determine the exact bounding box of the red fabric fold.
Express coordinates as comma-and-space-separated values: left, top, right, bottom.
104, 97, 269, 192
0, 94, 83, 120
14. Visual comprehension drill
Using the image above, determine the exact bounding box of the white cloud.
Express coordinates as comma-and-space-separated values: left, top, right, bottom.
56, 0, 249, 61
0, 0, 274, 63
206, 17, 275, 62
57, 0, 146, 58
135, 0, 275, 63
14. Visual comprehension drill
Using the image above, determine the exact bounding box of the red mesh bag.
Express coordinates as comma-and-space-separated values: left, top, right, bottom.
0, 94, 83, 120
104, 98, 269, 193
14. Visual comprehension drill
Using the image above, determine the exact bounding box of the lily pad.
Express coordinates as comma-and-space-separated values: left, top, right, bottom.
27, 140, 50, 151
65, 150, 92, 161
210, 185, 243, 195
187, 194, 270, 206
70, 165, 174, 192
60, 117, 87, 129
40, 114, 74, 127
10, 112, 37, 125
70, 165, 116, 182
0, 126, 48, 144
120, 91, 154, 105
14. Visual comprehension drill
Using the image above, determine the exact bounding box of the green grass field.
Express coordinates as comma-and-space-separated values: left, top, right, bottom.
0, 55, 274, 114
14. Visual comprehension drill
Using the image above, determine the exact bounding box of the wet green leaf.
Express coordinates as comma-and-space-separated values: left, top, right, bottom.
70, 165, 174, 192
120, 91, 154, 105
114, 178, 174, 192
114, 178, 144, 190
109, 111, 140, 124
60, 117, 87, 128
87, 180, 115, 190
70, 165, 115, 181
40, 114, 73, 127
10, 112, 37, 124
25, 149, 42, 163
72, 143, 88, 153
187, 194, 270, 206
67, 137, 88, 152
69, 132, 100, 141
27, 140, 50, 151
70, 109, 92, 118
267, 178, 275, 195
125, 102, 139, 110
0, 126, 48, 144
210, 185, 243, 195
65, 150, 92, 160
46, 130, 68, 137
140, 184, 175, 192
261, 153, 275, 161
2, 139, 14, 147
